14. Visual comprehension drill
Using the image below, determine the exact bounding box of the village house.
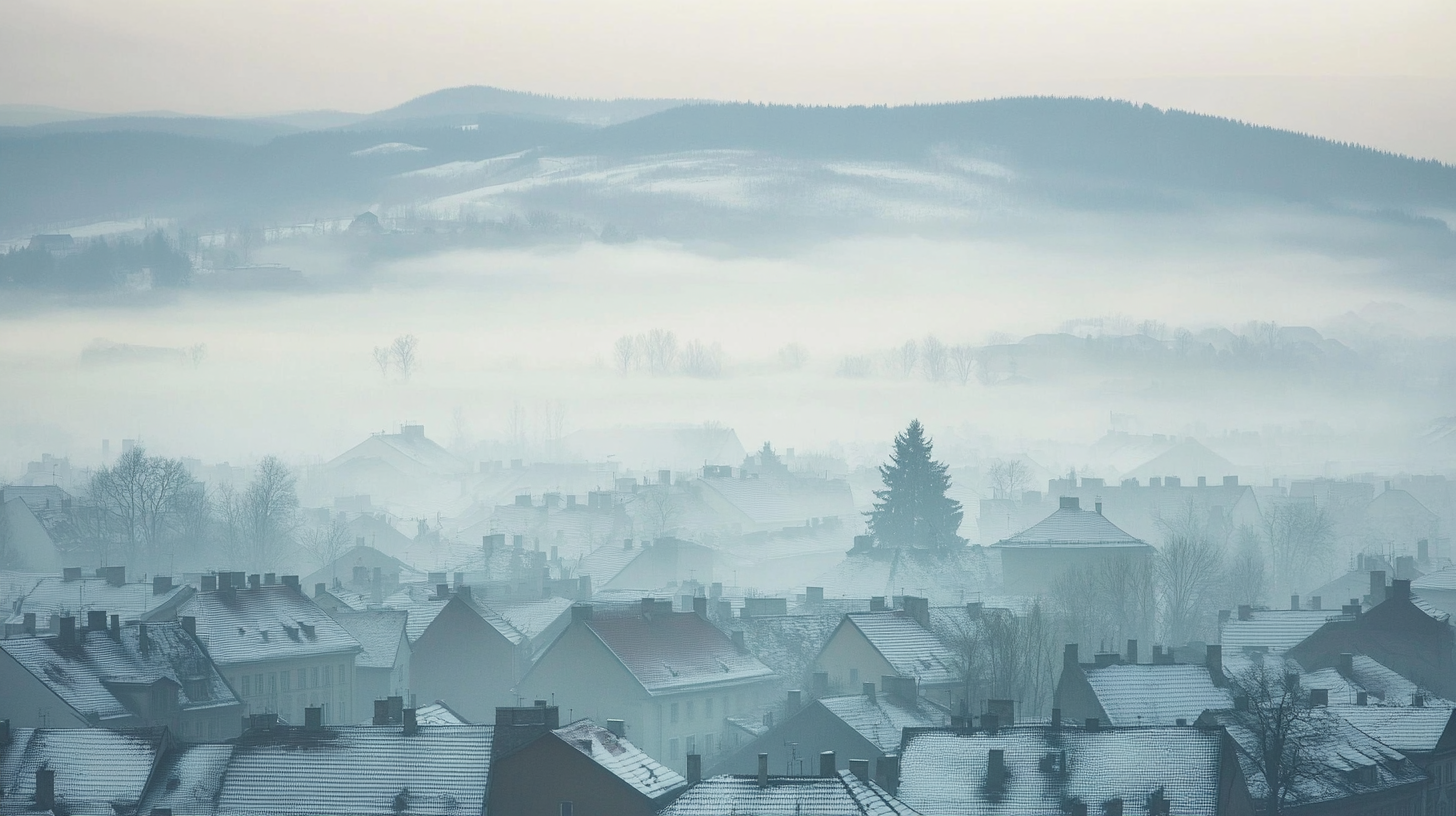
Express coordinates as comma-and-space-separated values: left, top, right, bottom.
516, 600, 777, 774
1326, 705, 1456, 815
0, 615, 242, 740
896, 723, 1257, 816
302, 544, 425, 601
811, 597, 962, 708
990, 497, 1155, 595
323, 608, 410, 722
489, 705, 688, 815
180, 573, 361, 725
3, 568, 193, 636
662, 757, 919, 816
710, 678, 947, 777
576, 537, 716, 593
0, 725, 169, 816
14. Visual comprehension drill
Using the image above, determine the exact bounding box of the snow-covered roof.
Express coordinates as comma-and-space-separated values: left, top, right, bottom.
1328, 704, 1456, 755
0, 728, 166, 816
324, 609, 407, 670
662, 770, 920, 816
414, 701, 471, 725
179, 584, 360, 666
492, 597, 574, 643
552, 719, 686, 800
1413, 566, 1456, 592
584, 611, 776, 695
1081, 664, 1233, 727
0, 621, 239, 722
898, 725, 1230, 816
842, 611, 959, 686
1219, 609, 1344, 653
818, 692, 950, 753
730, 613, 844, 685
5, 575, 192, 625
992, 504, 1148, 549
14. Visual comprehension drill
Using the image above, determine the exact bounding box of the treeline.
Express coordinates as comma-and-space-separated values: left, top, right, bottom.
0, 231, 192, 291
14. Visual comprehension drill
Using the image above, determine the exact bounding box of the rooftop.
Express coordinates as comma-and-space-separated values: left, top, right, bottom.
0, 728, 166, 816
1081, 663, 1233, 727
1327, 705, 1456, 755
662, 770, 920, 816
179, 584, 361, 665
1219, 609, 1344, 653
992, 502, 1148, 549
585, 611, 776, 695
323, 609, 408, 670
843, 611, 959, 686
5, 574, 191, 626
818, 692, 950, 753
552, 719, 687, 800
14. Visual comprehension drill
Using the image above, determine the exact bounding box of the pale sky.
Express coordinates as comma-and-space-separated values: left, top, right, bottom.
4, 0, 1456, 159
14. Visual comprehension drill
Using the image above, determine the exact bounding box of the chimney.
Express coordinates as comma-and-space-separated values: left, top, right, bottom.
315, 583, 327, 598
987, 749, 1007, 790
1413, 694, 1426, 707
87, 610, 107, 631
1106, 798, 1125, 816
153, 576, 173, 595
248, 574, 261, 590
870, 596, 886, 612
874, 755, 900, 794
1291, 594, 1300, 611
903, 596, 930, 629
0, 719, 9, 745
1370, 570, 1387, 604
281, 575, 300, 592
864, 682, 877, 698
109, 614, 119, 639
966, 602, 983, 619
218, 572, 233, 592
374, 699, 390, 725
1224, 475, 1238, 487
62, 567, 82, 582
493, 704, 562, 761
264, 573, 276, 585
693, 596, 708, 618
1310, 596, 1322, 611
305, 706, 323, 730
987, 698, 1016, 727
436, 584, 451, 601
757, 753, 769, 788
687, 753, 702, 785
402, 708, 417, 735
1309, 688, 1328, 706
388, 696, 404, 723
819, 751, 836, 778
1064, 643, 1079, 668
1419, 539, 1430, 563
1051, 708, 1062, 730
1126, 639, 1138, 665
104, 565, 126, 586
1283, 672, 1301, 694
1095, 500, 1103, 515
1357, 691, 1368, 706
850, 758, 870, 783
1237, 605, 1252, 621
981, 713, 1000, 733
1206, 645, 1224, 685
1060, 496, 1080, 510
58, 615, 75, 644
181, 616, 196, 636
571, 604, 593, 622
23, 613, 35, 635
35, 767, 55, 810
1392, 579, 1411, 601
607, 719, 625, 738
1338, 653, 1355, 678
787, 689, 801, 712
201, 575, 217, 591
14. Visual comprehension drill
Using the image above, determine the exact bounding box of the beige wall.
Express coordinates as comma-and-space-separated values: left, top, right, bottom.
813, 622, 896, 696
223, 653, 356, 724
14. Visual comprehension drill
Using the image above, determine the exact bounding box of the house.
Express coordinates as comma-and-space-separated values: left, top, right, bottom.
1218, 603, 1346, 654
1018, 471, 1263, 550
577, 537, 715, 592
179, 574, 362, 724
0, 498, 61, 573
386, 583, 528, 722
0, 615, 242, 740
1055, 643, 1234, 727
139, 714, 494, 816
324, 608, 410, 721
990, 497, 1155, 595
491, 596, 576, 654
662, 762, 918, 816
302, 544, 425, 601
1287, 578, 1456, 700
0, 726, 168, 816
896, 724, 1257, 816
724, 610, 845, 697
1364, 488, 1441, 556
1327, 705, 1456, 814
1200, 707, 1427, 816
812, 598, 962, 708
711, 681, 947, 777
4, 568, 193, 634
517, 601, 777, 774
806, 546, 994, 607
489, 706, 688, 816
315, 425, 471, 506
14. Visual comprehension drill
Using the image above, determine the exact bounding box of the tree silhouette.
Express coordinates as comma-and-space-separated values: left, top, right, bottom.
867, 420, 965, 549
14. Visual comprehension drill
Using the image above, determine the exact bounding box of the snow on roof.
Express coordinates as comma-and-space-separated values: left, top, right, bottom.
324, 609, 407, 670
993, 506, 1148, 548
1206, 708, 1425, 806
662, 770, 920, 816
577, 543, 646, 586
380, 584, 525, 646
552, 719, 686, 800
214, 725, 493, 816
731, 613, 844, 685
898, 726, 1227, 816
179, 584, 361, 666
1299, 655, 1450, 707
5, 575, 191, 625
0, 621, 239, 721
585, 611, 776, 695
491, 597, 574, 644
1121, 438, 1238, 483
0, 728, 165, 816
1414, 566, 1456, 592
137, 743, 234, 816
1082, 664, 1233, 727
844, 612, 959, 686
414, 701, 471, 725
1328, 705, 1456, 755
818, 692, 950, 753
1219, 609, 1344, 653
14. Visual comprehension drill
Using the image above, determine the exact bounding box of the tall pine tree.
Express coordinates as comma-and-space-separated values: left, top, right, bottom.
868, 420, 965, 550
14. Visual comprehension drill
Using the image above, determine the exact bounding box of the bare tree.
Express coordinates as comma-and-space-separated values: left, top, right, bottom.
613, 335, 638, 374
1155, 501, 1229, 645
87, 448, 194, 569
1217, 661, 1335, 816
837, 356, 872, 378
1052, 551, 1157, 654
301, 517, 354, 579
391, 334, 419, 380
949, 344, 977, 385
895, 339, 918, 377
643, 329, 678, 375
187, 343, 208, 368
921, 335, 949, 382
1263, 501, 1334, 598
680, 340, 724, 377
777, 343, 808, 371
1227, 524, 1269, 607
234, 456, 300, 571
373, 346, 392, 377
987, 459, 1031, 500
633, 486, 682, 541
941, 602, 1058, 717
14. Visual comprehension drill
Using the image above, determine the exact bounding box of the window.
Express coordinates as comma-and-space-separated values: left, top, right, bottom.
686, 735, 696, 755
324, 666, 333, 687
281, 672, 291, 692
687, 700, 696, 721
241, 676, 251, 696
297, 669, 306, 689
670, 703, 679, 723
705, 733, 715, 755
669, 738, 680, 759
255, 674, 263, 695
559, 803, 573, 816
311, 667, 320, 688
269, 674, 277, 694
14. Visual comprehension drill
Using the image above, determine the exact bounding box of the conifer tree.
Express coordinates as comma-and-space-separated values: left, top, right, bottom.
868, 420, 965, 549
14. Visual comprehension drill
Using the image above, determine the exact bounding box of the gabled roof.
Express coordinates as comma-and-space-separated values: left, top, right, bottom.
179, 584, 361, 665
552, 719, 686, 800
5, 576, 192, 625
0, 622, 238, 722
185, 724, 494, 816
381, 585, 526, 647
136, 743, 234, 816
840, 612, 959, 686
1219, 609, 1345, 653
731, 613, 844, 685
817, 692, 950, 753
1081, 664, 1233, 727
0, 728, 166, 816
662, 770, 920, 816
1414, 566, 1456, 592
584, 611, 775, 695
492, 597, 575, 644
576, 543, 647, 587
897, 725, 1231, 816
1367, 488, 1438, 520
324, 609, 408, 670
806, 548, 993, 607
1329, 705, 1456, 756
415, 701, 470, 725
325, 430, 470, 477
1299, 654, 1450, 707
992, 505, 1148, 549
1122, 438, 1238, 483
302, 544, 426, 592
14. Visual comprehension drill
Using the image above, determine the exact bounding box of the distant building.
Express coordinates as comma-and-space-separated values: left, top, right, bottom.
0, 616, 242, 739
3, 569, 193, 635
990, 497, 1154, 595
302, 544, 425, 601
577, 537, 715, 592
27, 234, 75, 253
324, 608, 410, 722
389, 583, 529, 722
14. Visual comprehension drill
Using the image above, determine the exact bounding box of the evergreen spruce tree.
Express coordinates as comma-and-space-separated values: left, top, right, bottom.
868, 420, 965, 550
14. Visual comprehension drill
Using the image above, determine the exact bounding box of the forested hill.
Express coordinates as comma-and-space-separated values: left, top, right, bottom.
576, 98, 1456, 209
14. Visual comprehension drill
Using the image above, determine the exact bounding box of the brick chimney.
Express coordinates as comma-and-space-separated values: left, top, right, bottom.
402, 708, 417, 735
903, 596, 930, 629
687, 753, 702, 785
987, 749, 1007, 791
374, 700, 390, 725
87, 610, 107, 631
819, 751, 836, 778
1206, 645, 1224, 685
757, 753, 769, 788
1290, 594, 1300, 611
304, 706, 323, 730
607, 719, 625, 738
874, 755, 900, 794
850, 758, 870, 783
1125, 639, 1138, 665
58, 615, 75, 644
35, 767, 55, 810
